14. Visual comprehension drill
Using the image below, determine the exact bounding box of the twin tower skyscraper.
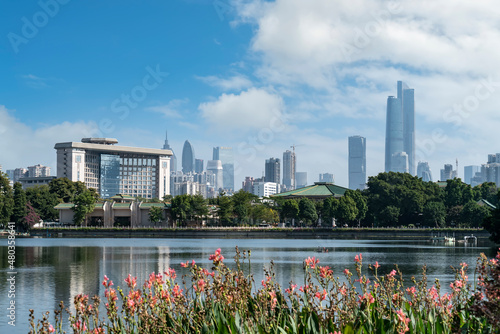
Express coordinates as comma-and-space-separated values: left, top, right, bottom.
385, 81, 415, 175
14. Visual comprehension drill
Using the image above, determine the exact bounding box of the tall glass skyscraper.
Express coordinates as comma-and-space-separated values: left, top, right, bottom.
282, 149, 296, 190
182, 140, 195, 173
348, 136, 366, 190
213, 147, 234, 191
385, 81, 415, 175
265, 158, 280, 184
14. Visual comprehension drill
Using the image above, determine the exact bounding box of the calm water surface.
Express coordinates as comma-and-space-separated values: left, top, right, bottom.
0, 238, 496, 333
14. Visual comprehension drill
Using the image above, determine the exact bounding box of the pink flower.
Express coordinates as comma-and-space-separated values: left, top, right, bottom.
73, 320, 87, 331
209, 248, 225, 264
304, 256, 319, 268
374, 261, 380, 269
315, 289, 327, 301
180, 261, 189, 268
319, 265, 333, 278
343, 268, 351, 275
124, 274, 137, 289
48, 324, 55, 333
194, 279, 206, 292
388, 270, 397, 278
406, 286, 416, 297
354, 253, 362, 262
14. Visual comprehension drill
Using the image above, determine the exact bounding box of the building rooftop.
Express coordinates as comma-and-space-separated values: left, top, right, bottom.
55, 139, 172, 156
272, 182, 348, 199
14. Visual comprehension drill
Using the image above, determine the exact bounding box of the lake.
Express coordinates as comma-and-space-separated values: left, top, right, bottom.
0, 237, 497, 333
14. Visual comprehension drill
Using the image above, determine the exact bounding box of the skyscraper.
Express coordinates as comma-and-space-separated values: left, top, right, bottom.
213, 147, 234, 191
206, 160, 223, 191
417, 161, 433, 182
162, 130, 177, 172
440, 164, 457, 181
182, 140, 195, 173
464, 165, 481, 185
282, 149, 296, 190
348, 136, 366, 190
295, 172, 307, 188
385, 81, 415, 175
265, 158, 280, 184
195, 159, 204, 173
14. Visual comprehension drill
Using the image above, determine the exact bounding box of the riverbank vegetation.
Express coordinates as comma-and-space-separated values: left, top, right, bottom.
1, 172, 499, 242
29, 247, 500, 333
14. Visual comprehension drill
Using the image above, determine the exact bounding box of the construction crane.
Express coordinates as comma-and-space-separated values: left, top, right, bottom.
290, 144, 304, 154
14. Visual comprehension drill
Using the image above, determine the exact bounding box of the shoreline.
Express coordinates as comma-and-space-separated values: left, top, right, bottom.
26, 227, 492, 241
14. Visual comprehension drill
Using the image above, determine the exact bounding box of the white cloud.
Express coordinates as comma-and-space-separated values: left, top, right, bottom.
145, 99, 187, 118
0, 105, 97, 172
197, 74, 253, 91
199, 87, 285, 131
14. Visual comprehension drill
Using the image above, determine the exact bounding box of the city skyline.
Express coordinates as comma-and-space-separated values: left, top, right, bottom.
2, 1, 500, 189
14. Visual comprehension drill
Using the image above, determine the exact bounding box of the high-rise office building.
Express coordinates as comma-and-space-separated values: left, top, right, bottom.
55, 138, 172, 199
213, 147, 234, 191
385, 81, 415, 175
282, 149, 296, 190
206, 160, 223, 191
348, 135, 366, 190
464, 165, 481, 185
162, 130, 176, 172
182, 140, 195, 174
440, 164, 457, 181
265, 158, 280, 184
195, 159, 204, 173
319, 173, 334, 183
295, 172, 307, 188
417, 161, 433, 182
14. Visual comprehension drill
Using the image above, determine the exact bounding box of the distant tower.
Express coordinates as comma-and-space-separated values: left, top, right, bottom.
295, 172, 308, 188
195, 159, 204, 173
182, 140, 195, 173
213, 147, 235, 191
282, 149, 296, 190
265, 158, 280, 184
206, 160, 223, 190
385, 81, 415, 175
162, 130, 176, 172
417, 162, 433, 182
349, 136, 366, 190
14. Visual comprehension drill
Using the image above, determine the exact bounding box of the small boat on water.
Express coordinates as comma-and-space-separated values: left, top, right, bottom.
444, 236, 455, 243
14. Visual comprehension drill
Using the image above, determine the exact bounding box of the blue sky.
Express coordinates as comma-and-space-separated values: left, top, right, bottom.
2, 0, 500, 189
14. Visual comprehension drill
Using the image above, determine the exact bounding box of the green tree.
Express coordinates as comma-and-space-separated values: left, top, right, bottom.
444, 178, 473, 208
473, 182, 499, 207
483, 191, 500, 244
190, 194, 208, 223
379, 206, 400, 227
461, 201, 491, 228
216, 194, 233, 226
298, 198, 318, 225
322, 197, 339, 225
72, 189, 98, 226
345, 189, 368, 224
422, 201, 446, 227
446, 206, 463, 227
11, 182, 27, 224
0, 172, 14, 227
25, 185, 59, 221
335, 196, 358, 226
231, 190, 257, 224
49, 178, 88, 203
281, 199, 300, 224
171, 194, 192, 225
148, 206, 163, 224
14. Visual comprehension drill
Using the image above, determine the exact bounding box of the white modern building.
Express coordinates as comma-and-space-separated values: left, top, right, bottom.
55, 138, 172, 199
253, 182, 278, 198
